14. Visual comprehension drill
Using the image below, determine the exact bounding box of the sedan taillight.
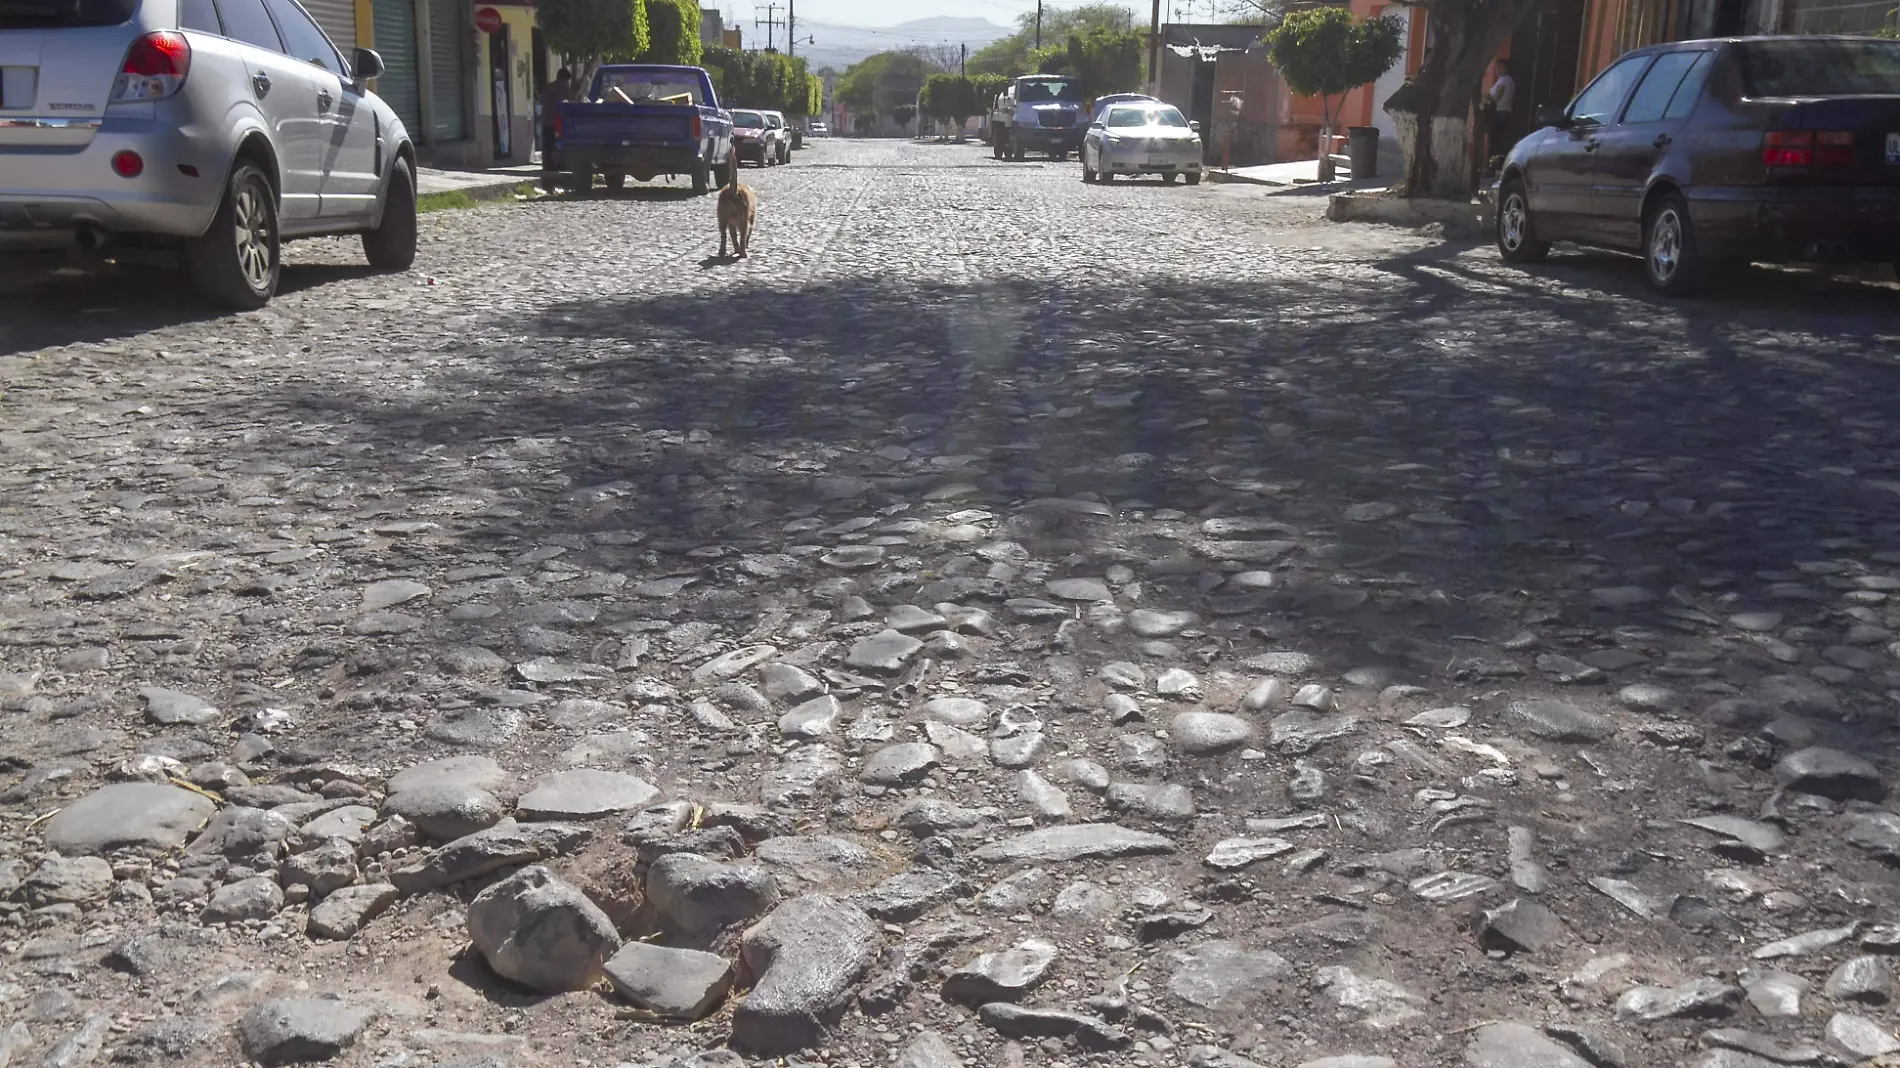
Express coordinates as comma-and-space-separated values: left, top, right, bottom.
1762, 130, 1855, 168
112, 31, 190, 102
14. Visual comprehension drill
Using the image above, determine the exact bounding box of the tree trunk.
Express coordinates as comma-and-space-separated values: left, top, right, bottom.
1383, 0, 1546, 198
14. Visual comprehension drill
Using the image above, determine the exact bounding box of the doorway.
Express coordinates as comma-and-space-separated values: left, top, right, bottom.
489, 25, 512, 160
1508, 0, 1586, 144
1190, 56, 1216, 160
1713, 0, 1750, 35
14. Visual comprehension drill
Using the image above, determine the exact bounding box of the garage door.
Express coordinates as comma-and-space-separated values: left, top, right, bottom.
426, 0, 464, 141
370, 0, 421, 137
300, 0, 354, 62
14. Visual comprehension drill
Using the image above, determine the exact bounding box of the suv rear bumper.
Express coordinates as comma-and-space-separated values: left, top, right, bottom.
551, 143, 703, 176
0, 116, 226, 243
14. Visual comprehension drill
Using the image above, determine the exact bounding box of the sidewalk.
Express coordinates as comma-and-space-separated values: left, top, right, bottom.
1206, 157, 1389, 195
416, 163, 541, 201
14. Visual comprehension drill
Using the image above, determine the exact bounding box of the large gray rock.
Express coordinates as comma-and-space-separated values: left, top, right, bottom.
281, 839, 358, 898
1464, 1022, 1591, 1068
390, 820, 593, 894
386, 756, 510, 797
141, 687, 219, 726
850, 871, 967, 922
974, 823, 1176, 864
466, 865, 621, 994
942, 939, 1058, 1005
1171, 712, 1255, 756
603, 942, 734, 1020
1106, 782, 1196, 820
22, 855, 114, 907
730, 895, 881, 1053
516, 770, 659, 820
307, 883, 398, 940
43, 784, 215, 856
898, 1031, 966, 1068
1167, 940, 1292, 1012
384, 784, 505, 841
645, 854, 780, 934
187, 806, 299, 859
1506, 700, 1613, 743
1776, 747, 1886, 801
237, 998, 374, 1066
201, 876, 285, 924
844, 630, 923, 675
860, 743, 941, 785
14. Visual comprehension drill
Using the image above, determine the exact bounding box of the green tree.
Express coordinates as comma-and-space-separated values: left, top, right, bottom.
1035, 27, 1144, 98
971, 73, 1008, 114
837, 50, 931, 127
967, 2, 1134, 78
636, 0, 701, 67
537, 0, 650, 93
919, 74, 976, 139
804, 73, 824, 118
1266, 8, 1404, 143
894, 103, 916, 133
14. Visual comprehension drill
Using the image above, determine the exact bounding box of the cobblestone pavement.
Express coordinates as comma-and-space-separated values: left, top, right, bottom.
5, 139, 1900, 1068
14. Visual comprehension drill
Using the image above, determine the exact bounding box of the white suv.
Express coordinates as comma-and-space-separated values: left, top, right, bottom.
1, 0, 416, 308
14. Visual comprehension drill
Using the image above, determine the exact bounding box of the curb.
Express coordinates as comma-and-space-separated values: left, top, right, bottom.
1326, 189, 1488, 238
416, 175, 533, 203
1206, 170, 1281, 187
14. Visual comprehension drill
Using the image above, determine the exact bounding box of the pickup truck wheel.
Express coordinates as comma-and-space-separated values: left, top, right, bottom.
1184, 172, 1202, 186
714, 160, 732, 186
604, 172, 625, 192
692, 159, 711, 195
186, 159, 279, 310
992, 135, 1004, 160
362, 157, 417, 271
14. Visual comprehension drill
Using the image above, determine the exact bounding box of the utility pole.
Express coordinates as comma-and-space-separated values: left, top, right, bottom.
1035, 0, 1042, 49
960, 42, 966, 75
1147, 0, 1160, 93
786, 0, 793, 57
755, 2, 783, 52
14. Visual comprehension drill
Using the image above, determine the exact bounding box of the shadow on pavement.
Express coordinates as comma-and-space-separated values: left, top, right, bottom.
237, 253, 1900, 705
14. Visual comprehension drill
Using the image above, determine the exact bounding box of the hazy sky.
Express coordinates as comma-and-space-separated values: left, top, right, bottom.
710, 0, 1135, 33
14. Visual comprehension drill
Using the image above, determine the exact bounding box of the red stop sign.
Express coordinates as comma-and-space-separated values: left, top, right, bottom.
474, 7, 502, 33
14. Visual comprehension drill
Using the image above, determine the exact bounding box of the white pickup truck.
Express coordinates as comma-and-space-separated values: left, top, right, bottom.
988, 74, 1088, 162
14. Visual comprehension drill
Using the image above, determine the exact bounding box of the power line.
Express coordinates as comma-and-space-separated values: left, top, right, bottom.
755, 1, 783, 51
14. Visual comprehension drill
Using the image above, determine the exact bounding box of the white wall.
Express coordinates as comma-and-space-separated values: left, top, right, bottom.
1369, 6, 1410, 175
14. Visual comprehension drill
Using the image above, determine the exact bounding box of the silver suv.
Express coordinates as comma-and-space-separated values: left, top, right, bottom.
1, 0, 416, 308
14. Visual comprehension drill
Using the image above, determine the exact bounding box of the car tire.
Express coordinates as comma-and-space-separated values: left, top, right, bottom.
1164, 172, 1178, 184
362, 157, 417, 272
1082, 149, 1096, 183
187, 159, 279, 311
714, 160, 732, 186
1644, 189, 1705, 296
1184, 171, 1201, 186
604, 171, 625, 191
1100, 166, 1114, 183
992, 135, 1004, 160
692, 158, 711, 195
1495, 179, 1551, 265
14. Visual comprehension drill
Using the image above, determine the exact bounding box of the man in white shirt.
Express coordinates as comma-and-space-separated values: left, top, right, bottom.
1486, 58, 1517, 171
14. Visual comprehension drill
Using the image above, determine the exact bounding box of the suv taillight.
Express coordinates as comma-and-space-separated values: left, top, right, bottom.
112, 31, 190, 102
1762, 130, 1855, 168
691, 114, 702, 139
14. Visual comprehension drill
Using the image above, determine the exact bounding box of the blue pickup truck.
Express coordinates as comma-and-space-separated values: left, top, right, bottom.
545, 65, 734, 195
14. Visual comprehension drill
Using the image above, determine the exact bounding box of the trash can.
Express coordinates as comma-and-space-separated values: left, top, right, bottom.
1347, 126, 1380, 180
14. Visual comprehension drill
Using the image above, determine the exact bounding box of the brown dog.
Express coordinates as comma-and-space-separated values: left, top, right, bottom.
716, 156, 756, 259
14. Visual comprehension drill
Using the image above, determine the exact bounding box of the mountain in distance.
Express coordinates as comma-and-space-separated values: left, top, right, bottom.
793, 14, 1012, 73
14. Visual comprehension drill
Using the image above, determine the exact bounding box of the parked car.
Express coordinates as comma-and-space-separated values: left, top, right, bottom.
808, 121, 829, 138
730, 109, 780, 166
761, 110, 793, 163
1496, 34, 1900, 294
1088, 92, 1160, 124
1082, 102, 1204, 185
547, 64, 733, 194
0, 0, 417, 309
990, 74, 1088, 161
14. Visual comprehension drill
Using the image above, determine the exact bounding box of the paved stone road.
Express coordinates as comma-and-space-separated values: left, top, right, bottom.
5, 139, 1900, 1068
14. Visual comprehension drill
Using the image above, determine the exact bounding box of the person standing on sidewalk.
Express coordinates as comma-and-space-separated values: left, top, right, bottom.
1486, 58, 1517, 172
539, 70, 573, 160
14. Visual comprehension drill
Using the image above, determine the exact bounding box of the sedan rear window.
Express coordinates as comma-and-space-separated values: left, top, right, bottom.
0, 0, 138, 28
1737, 39, 1900, 97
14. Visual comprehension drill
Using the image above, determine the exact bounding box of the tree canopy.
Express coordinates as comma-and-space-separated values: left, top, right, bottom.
702, 46, 818, 115
636, 0, 701, 67
1033, 26, 1145, 99
537, 0, 649, 82
836, 50, 932, 118
1265, 7, 1404, 130
966, 2, 1135, 78
919, 73, 978, 135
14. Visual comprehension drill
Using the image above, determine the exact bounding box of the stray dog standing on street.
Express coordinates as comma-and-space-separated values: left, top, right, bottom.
716, 156, 756, 259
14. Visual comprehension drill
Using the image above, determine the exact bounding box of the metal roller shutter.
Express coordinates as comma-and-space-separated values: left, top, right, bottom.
370, 0, 420, 137
299, 0, 354, 63
426, 0, 464, 141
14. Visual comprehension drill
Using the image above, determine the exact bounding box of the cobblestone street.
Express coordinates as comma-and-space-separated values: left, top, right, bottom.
7, 138, 1900, 1068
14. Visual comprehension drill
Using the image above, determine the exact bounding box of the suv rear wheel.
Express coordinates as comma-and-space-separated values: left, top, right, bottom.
187, 160, 279, 310
363, 157, 418, 271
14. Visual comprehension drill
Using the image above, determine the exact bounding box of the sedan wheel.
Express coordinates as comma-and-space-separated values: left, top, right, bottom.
1645, 190, 1707, 296
1495, 181, 1551, 264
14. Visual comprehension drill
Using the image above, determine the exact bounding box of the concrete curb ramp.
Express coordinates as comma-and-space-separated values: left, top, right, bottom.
1326, 190, 1488, 239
